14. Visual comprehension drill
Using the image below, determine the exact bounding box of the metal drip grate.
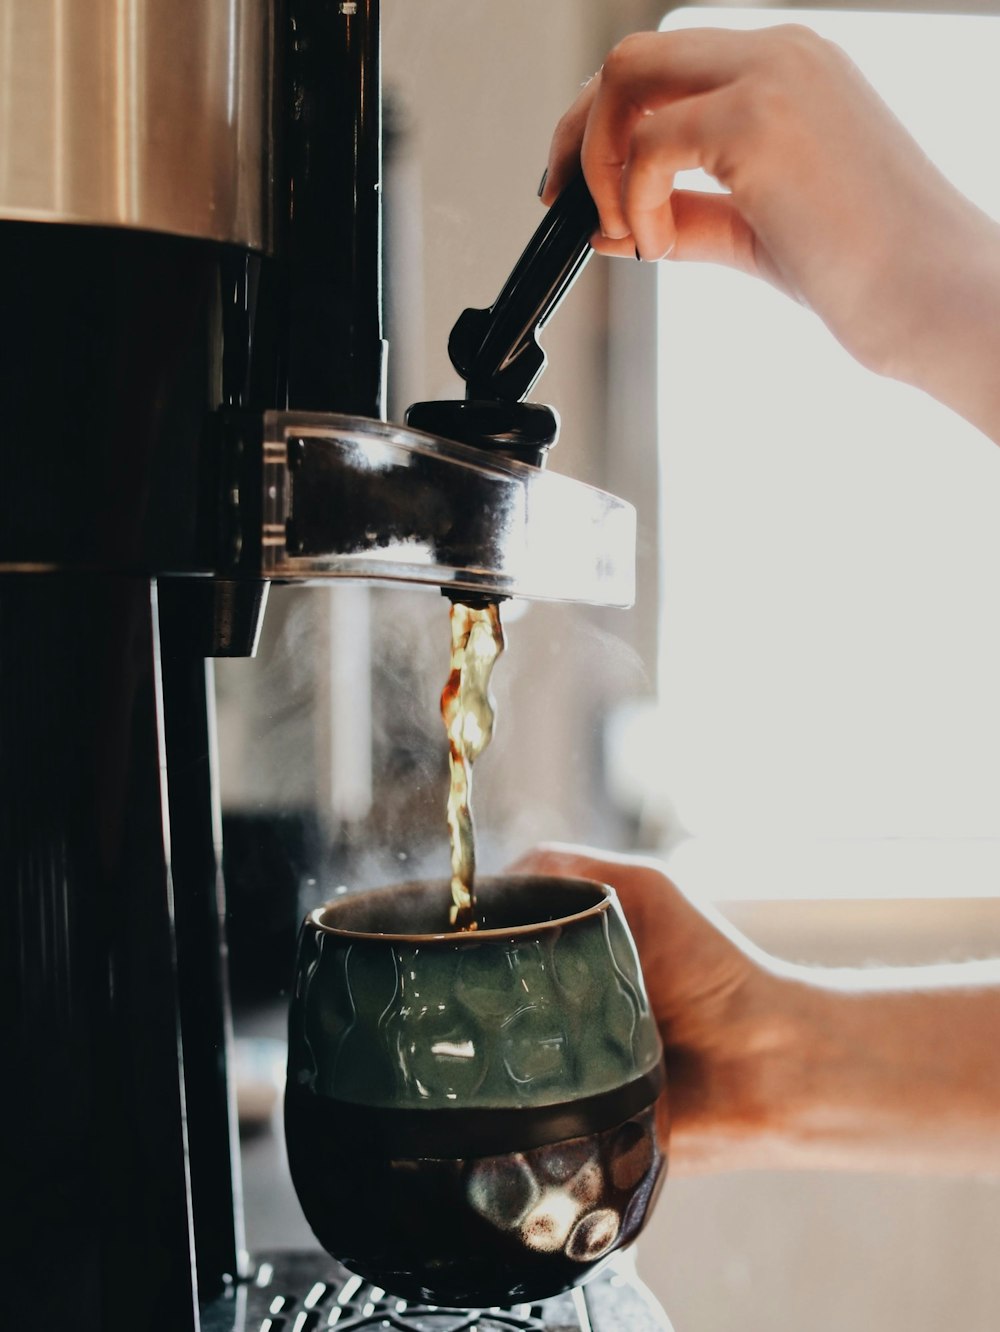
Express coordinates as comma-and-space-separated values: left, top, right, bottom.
201, 1251, 670, 1332
255, 1268, 547, 1332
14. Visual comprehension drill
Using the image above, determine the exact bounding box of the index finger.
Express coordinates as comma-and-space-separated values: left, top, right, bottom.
582, 28, 750, 238
541, 73, 602, 205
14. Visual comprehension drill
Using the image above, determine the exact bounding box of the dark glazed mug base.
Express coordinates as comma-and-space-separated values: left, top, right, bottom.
285, 1083, 666, 1308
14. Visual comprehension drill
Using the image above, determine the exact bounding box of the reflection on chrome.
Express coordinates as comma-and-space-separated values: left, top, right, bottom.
263, 412, 636, 607
430, 1039, 477, 1060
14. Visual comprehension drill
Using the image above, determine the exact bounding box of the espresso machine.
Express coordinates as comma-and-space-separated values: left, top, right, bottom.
0, 3, 665, 1329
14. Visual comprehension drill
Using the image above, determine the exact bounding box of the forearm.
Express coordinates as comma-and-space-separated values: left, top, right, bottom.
699, 961, 1000, 1175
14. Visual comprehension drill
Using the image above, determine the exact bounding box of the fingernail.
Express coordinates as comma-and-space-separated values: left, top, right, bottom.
537, 168, 548, 198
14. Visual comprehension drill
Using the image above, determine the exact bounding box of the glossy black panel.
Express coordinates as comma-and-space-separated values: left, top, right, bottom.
159, 582, 245, 1301
0, 223, 272, 1321
1, 576, 195, 1332
284, 0, 385, 414
0, 223, 267, 574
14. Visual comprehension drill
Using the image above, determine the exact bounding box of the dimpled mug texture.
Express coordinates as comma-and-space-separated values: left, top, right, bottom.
285, 876, 667, 1307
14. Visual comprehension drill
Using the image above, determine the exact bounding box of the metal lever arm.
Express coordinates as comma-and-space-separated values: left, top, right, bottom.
448, 174, 598, 403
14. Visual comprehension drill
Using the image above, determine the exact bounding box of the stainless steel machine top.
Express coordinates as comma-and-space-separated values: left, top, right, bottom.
0, 0, 273, 249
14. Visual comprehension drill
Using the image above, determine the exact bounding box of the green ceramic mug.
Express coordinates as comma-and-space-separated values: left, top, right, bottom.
285, 875, 667, 1307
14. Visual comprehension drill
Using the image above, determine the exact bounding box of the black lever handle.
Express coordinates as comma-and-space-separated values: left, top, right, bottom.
448, 173, 598, 403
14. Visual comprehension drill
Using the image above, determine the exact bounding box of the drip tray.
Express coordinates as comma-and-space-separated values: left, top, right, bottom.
201, 1252, 671, 1332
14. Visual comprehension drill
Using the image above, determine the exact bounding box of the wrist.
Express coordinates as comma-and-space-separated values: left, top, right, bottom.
880, 202, 1000, 443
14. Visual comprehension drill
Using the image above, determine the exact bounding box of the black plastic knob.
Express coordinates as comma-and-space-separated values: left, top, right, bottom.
404, 399, 559, 468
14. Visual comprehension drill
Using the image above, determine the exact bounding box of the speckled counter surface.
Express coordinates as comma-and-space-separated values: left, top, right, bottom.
201, 1252, 673, 1332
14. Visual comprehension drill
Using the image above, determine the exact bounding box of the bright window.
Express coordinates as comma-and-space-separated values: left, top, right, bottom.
631, 9, 1000, 900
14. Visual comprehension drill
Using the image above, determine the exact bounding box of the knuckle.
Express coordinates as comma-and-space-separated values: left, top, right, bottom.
730, 70, 793, 141
767, 23, 824, 57
770, 22, 822, 47
552, 107, 578, 147
759, 23, 839, 80
701, 83, 768, 188
629, 112, 661, 162
601, 31, 647, 83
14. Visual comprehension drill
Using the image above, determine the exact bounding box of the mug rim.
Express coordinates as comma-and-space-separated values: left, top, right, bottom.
305, 873, 614, 944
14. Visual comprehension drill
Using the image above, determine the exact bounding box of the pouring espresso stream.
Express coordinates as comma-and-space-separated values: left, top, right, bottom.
442, 600, 506, 931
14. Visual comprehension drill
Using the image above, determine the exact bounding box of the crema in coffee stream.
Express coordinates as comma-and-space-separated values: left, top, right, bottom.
440, 600, 505, 931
